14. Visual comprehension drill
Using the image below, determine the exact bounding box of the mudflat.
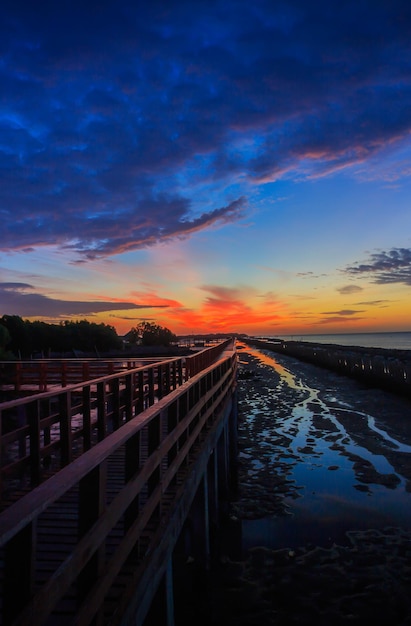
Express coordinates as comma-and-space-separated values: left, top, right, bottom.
201, 343, 411, 626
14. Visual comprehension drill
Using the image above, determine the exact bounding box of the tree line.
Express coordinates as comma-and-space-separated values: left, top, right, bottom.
0, 316, 177, 359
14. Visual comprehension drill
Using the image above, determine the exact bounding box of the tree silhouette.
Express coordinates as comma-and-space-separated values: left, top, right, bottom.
127, 321, 177, 347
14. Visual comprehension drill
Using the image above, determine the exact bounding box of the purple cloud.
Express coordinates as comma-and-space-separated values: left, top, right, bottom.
1, 1, 411, 257
337, 285, 364, 295
321, 309, 364, 316
0, 282, 165, 318
314, 316, 366, 325
344, 248, 411, 285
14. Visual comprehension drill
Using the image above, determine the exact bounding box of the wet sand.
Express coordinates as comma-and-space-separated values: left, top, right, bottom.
197, 343, 411, 626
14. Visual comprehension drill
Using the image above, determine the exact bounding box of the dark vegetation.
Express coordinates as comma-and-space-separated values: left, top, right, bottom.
0, 315, 178, 359
124, 321, 177, 348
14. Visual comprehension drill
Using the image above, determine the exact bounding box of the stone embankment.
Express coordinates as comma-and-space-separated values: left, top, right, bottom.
245, 338, 411, 398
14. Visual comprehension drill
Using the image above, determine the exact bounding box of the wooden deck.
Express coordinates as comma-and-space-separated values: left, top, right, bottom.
0, 340, 237, 625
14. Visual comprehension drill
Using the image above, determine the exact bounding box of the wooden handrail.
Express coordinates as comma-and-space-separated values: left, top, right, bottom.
0, 348, 237, 625
0, 340, 233, 506
0, 358, 161, 393
0, 357, 183, 503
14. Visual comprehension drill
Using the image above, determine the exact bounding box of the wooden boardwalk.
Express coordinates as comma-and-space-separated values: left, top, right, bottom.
0, 341, 238, 625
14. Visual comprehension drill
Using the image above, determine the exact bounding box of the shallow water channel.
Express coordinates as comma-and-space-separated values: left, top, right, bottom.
236, 343, 411, 551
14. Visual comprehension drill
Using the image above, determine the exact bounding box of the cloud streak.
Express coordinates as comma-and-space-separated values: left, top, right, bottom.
0, 282, 164, 318
344, 248, 411, 286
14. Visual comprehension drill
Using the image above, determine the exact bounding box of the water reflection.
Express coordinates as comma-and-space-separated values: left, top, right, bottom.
237, 343, 411, 550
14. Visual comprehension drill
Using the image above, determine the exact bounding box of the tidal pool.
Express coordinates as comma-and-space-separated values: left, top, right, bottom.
235, 343, 411, 551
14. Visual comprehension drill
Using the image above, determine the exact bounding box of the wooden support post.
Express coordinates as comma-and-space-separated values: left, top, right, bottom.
217, 426, 229, 517
177, 359, 183, 386
14, 361, 21, 391
187, 474, 211, 570
201, 472, 211, 570
61, 362, 67, 388
111, 377, 121, 430
82, 385, 92, 450
157, 364, 163, 399
147, 415, 161, 502
82, 361, 90, 381
28, 399, 41, 487
228, 390, 238, 493
165, 363, 171, 394
125, 430, 141, 531
148, 368, 155, 406
39, 361, 47, 391
208, 449, 219, 533
42, 398, 51, 469
125, 372, 133, 421
96, 381, 107, 441
59, 391, 72, 467
137, 370, 145, 413
78, 463, 106, 619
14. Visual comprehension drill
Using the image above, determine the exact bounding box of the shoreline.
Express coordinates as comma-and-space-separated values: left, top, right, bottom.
187, 343, 411, 625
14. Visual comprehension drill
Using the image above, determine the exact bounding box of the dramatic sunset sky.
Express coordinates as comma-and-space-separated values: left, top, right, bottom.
1, 0, 411, 336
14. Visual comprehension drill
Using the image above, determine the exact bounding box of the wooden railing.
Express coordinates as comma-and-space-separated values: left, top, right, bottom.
185, 338, 232, 378
0, 358, 157, 394
0, 344, 237, 625
0, 341, 232, 506
0, 358, 184, 505
0, 341, 233, 397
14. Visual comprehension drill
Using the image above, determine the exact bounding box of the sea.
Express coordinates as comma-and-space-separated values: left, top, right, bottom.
263, 331, 411, 351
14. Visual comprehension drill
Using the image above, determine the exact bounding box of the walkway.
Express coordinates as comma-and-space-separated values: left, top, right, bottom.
0, 341, 238, 625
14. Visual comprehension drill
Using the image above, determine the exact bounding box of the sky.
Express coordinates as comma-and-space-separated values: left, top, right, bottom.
1, 0, 411, 337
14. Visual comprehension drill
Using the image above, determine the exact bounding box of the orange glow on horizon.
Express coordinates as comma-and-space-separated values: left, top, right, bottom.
20, 281, 411, 338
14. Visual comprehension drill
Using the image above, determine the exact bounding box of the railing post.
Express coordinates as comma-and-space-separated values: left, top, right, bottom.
125, 372, 134, 421
59, 391, 72, 466
208, 449, 220, 537
165, 363, 171, 394
157, 364, 163, 400
14, 361, 21, 392
111, 377, 121, 430
42, 398, 52, 469
228, 386, 238, 492
82, 384, 92, 450
97, 381, 107, 441
60, 361, 67, 387
217, 425, 229, 517
28, 399, 41, 487
125, 430, 141, 531
39, 361, 47, 392
147, 414, 161, 519
170, 360, 176, 390
82, 362, 90, 381
177, 359, 183, 386
78, 463, 106, 620
148, 368, 155, 406
137, 370, 145, 413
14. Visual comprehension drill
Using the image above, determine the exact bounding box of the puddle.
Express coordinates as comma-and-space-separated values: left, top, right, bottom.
236, 343, 411, 551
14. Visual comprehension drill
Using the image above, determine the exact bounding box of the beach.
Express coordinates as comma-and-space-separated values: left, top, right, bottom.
186, 342, 411, 625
